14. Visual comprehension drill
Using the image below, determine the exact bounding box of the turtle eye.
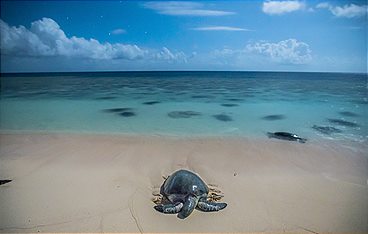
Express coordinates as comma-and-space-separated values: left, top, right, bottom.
196, 189, 203, 196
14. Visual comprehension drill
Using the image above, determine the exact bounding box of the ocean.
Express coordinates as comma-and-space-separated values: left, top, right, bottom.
0, 71, 367, 142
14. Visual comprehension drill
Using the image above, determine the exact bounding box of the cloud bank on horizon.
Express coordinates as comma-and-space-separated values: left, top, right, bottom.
1, 18, 145, 60
0, 1, 366, 73
0, 18, 188, 62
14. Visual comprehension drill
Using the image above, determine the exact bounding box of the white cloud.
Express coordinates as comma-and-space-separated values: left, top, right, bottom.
316, 2, 367, 18
0, 18, 54, 56
210, 39, 312, 66
154, 47, 188, 63
262, 0, 305, 15
110, 28, 126, 35
212, 48, 238, 57
0, 18, 188, 63
143, 1, 235, 16
192, 26, 250, 31
316, 2, 330, 9
246, 39, 312, 64
0, 18, 144, 60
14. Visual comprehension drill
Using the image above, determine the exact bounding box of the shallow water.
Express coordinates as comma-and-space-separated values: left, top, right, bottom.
1, 71, 367, 142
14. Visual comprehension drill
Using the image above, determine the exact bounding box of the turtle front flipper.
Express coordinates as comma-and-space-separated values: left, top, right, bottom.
177, 195, 198, 219
197, 200, 227, 212
154, 202, 183, 214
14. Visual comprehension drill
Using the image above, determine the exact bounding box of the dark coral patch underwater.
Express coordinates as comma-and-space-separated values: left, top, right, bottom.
261, 115, 286, 121
142, 101, 161, 105
213, 114, 233, 122
103, 108, 133, 113
327, 118, 359, 127
168, 111, 202, 119
221, 103, 239, 107
191, 95, 214, 99
225, 98, 243, 102
312, 125, 342, 135
119, 111, 136, 117
95, 96, 117, 100
338, 111, 359, 117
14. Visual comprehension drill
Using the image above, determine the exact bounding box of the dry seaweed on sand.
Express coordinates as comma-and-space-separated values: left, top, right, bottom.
207, 184, 225, 202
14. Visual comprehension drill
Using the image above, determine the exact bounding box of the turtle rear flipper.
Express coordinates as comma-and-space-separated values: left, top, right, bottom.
197, 200, 227, 212
297, 137, 307, 143
154, 202, 183, 214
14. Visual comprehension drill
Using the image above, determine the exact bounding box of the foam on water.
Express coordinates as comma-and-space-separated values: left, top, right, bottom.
1, 71, 367, 142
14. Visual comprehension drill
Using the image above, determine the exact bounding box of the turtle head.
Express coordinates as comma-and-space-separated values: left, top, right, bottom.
190, 185, 208, 199
177, 195, 198, 219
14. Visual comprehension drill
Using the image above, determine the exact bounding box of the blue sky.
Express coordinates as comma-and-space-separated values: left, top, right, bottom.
0, 0, 367, 73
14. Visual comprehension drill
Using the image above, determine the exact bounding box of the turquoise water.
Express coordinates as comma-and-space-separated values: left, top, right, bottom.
1, 71, 367, 142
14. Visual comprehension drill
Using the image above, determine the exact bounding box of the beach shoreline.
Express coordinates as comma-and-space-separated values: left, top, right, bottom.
0, 132, 367, 233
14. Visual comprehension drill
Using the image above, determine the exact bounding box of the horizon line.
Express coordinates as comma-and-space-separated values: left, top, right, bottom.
1, 70, 366, 75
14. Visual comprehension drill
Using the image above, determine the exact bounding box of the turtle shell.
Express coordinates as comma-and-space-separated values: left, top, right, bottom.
161, 170, 209, 203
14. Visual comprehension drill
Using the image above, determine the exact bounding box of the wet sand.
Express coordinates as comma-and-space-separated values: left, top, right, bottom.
0, 133, 367, 233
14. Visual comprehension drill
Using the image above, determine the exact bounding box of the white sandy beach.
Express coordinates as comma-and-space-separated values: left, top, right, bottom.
0, 133, 367, 233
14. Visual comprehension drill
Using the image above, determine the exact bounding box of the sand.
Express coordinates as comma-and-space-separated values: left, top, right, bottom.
0, 133, 367, 233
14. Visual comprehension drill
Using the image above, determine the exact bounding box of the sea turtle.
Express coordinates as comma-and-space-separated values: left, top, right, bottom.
267, 131, 307, 143
154, 169, 227, 219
